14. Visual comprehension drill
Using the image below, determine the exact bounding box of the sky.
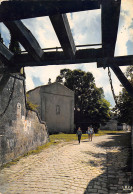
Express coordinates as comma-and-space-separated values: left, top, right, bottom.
0, 0, 133, 107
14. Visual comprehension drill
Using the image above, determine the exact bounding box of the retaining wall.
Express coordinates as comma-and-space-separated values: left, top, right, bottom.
0, 75, 49, 166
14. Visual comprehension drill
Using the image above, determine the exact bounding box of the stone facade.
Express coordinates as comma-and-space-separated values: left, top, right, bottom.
0, 75, 48, 166
28, 82, 74, 134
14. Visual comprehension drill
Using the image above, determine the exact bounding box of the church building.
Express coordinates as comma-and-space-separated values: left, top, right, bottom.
27, 82, 74, 134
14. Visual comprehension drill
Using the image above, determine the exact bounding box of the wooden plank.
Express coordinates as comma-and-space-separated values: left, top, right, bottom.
4, 20, 44, 61
101, 0, 121, 57
0, 42, 14, 64
7, 51, 133, 72
111, 65, 133, 98
0, 66, 21, 74
50, 14, 76, 59
10, 48, 102, 67
0, 42, 14, 61
97, 55, 133, 68
0, 0, 100, 22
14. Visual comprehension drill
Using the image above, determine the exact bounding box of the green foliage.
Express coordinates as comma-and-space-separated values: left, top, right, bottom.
26, 93, 39, 111
56, 69, 111, 130
26, 101, 39, 111
50, 130, 118, 141
125, 65, 133, 81
114, 66, 133, 125
118, 89, 133, 125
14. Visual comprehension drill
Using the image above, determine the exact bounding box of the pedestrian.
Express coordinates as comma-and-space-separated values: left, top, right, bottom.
76, 127, 82, 144
87, 125, 94, 141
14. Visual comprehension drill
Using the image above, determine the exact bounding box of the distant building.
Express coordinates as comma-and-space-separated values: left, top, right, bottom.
27, 82, 74, 134
117, 123, 131, 131
100, 118, 118, 131
100, 118, 131, 131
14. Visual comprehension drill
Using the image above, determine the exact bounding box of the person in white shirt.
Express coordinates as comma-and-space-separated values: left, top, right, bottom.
87, 125, 94, 141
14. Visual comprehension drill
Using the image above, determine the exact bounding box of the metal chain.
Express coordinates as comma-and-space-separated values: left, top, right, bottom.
0, 76, 16, 118
108, 67, 118, 106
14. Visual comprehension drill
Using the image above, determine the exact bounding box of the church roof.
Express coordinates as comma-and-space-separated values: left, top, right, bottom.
28, 82, 74, 96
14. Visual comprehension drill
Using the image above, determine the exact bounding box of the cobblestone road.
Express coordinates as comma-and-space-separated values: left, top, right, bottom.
0, 132, 132, 194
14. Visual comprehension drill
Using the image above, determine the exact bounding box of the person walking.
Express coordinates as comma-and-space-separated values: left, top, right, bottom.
87, 127, 91, 141
77, 127, 82, 144
87, 125, 94, 141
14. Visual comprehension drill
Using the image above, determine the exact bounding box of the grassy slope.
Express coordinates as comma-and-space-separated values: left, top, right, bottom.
50, 130, 123, 142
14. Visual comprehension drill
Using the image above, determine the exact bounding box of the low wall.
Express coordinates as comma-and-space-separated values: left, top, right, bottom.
0, 75, 49, 166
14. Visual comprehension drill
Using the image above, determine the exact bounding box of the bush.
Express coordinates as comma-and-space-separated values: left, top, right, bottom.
26, 101, 38, 111
26, 93, 39, 111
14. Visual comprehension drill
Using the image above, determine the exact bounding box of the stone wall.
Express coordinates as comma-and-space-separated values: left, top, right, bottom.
0, 75, 49, 166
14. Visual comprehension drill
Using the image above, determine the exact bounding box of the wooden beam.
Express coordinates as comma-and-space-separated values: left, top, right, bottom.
0, 42, 14, 64
97, 55, 133, 68
50, 14, 76, 59
8, 48, 102, 68
0, 0, 100, 22
101, 0, 121, 57
100, 0, 133, 99
97, 55, 133, 98
4, 20, 44, 61
0, 66, 21, 74
111, 65, 133, 98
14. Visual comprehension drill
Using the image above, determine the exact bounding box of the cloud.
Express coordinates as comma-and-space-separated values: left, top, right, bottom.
25, 67, 35, 91
115, 0, 133, 56
22, 17, 60, 49
126, 40, 133, 55
0, 23, 10, 47
32, 76, 43, 87
67, 10, 101, 45
25, 64, 78, 91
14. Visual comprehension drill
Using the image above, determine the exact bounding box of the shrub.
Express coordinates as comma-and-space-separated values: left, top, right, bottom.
26, 100, 38, 111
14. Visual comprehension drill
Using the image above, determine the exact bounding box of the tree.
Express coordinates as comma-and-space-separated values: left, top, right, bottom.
115, 66, 133, 125
56, 69, 111, 132
126, 65, 133, 82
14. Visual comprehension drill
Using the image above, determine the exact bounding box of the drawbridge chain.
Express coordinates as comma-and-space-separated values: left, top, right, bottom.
108, 67, 118, 107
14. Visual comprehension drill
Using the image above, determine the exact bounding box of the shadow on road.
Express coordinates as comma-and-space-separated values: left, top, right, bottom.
96, 132, 131, 148
84, 132, 133, 194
